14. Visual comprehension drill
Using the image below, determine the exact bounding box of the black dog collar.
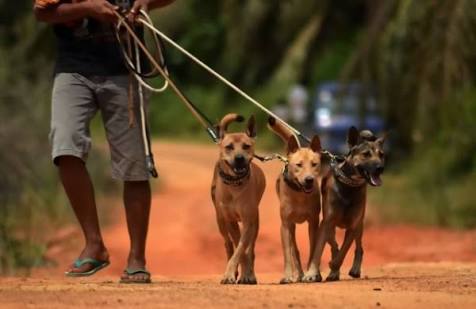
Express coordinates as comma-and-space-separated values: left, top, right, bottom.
218, 164, 250, 187
282, 165, 305, 192
330, 160, 366, 187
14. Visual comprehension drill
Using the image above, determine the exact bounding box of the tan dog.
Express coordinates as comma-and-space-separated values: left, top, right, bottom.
304, 126, 385, 282
211, 113, 266, 284
268, 117, 337, 284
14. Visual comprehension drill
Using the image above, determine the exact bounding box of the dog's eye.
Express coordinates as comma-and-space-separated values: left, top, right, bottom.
296, 163, 303, 168
225, 144, 234, 151
311, 162, 319, 168
378, 151, 384, 158
242, 144, 251, 150
363, 151, 372, 158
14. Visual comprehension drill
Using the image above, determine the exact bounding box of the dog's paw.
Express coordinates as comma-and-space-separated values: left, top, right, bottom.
326, 270, 340, 282
279, 277, 294, 284
301, 272, 322, 283
220, 276, 236, 284
348, 268, 361, 279
237, 276, 257, 285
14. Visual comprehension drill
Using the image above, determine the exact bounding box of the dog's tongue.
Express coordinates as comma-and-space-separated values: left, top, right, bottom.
370, 173, 382, 186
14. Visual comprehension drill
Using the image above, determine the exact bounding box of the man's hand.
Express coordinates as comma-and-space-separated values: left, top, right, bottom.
127, 0, 150, 23
84, 0, 119, 23
127, 0, 175, 22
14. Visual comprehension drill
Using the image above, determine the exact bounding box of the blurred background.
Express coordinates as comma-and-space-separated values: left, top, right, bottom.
1, 0, 475, 275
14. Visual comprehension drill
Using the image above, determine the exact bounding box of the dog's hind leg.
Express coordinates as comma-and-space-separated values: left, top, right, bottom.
327, 228, 356, 281
327, 227, 339, 261
349, 222, 363, 278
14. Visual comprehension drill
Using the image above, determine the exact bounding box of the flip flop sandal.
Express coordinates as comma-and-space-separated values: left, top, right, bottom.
119, 268, 152, 284
65, 258, 110, 277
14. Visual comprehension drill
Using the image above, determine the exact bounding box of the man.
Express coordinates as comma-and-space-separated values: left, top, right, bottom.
34, 0, 175, 283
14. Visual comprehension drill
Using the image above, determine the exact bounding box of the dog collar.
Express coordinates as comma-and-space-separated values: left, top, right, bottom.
218, 164, 250, 187
282, 165, 305, 192
331, 160, 366, 188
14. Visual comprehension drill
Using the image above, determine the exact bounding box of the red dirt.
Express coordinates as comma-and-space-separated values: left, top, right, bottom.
2, 141, 476, 308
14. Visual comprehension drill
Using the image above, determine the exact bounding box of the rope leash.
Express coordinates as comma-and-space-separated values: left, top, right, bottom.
113, 10, 328, 169
135, 10, 311, 144
115, 10, 220, 143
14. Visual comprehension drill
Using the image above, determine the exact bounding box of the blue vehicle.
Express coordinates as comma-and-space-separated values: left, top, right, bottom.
313, 82, 385, 155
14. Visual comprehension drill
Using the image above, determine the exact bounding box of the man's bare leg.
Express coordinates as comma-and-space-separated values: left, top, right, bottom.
122, 180, 151, 282
58, 156, 109, 273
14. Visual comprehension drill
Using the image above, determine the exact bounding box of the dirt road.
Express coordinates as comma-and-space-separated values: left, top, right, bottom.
1, 141, 476, 308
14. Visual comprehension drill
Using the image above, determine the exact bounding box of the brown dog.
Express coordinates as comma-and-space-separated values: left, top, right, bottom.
211, 113, 266, 284
268, 117, 337, 284
304, 126, 385, 282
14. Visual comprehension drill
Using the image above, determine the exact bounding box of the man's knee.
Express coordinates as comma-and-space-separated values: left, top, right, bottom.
55, 155, 85, 167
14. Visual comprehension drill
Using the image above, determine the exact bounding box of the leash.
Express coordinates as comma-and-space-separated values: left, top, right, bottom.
114, 9, 222, 176
114, 9, 306, 168
115, 10, 219, 142
115, 9, 311, 145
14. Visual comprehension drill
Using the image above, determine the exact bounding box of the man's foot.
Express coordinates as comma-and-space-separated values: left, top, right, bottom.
65, 243, 109, 276
120, 268, 151, 284
120, 256, 151, 283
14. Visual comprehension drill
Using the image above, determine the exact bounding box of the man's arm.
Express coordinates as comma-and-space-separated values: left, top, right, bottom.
34, 0, 119, 24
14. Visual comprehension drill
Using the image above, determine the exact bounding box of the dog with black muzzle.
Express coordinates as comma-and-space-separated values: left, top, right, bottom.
211, 113, 265, 284
268, 117, 338, 284
303, 126, 385, 282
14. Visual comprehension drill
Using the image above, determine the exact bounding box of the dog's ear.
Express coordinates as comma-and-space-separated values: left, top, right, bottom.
287, 136, 299, 154
359, 130, 376, 142
310, 135, 321, 153
246, 115, 257, 138
376, 132, 387, 146
347, 126, 359, 147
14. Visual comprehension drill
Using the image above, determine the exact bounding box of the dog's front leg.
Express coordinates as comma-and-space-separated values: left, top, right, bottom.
238, 217, 259, 285
306, 218, 319, 272
348, 222, 364, 278
280, 222, 295, 284
326, 227, 356, 281
216, 212, 234, 261
289, 224, 304, 281
221, 221, 255, 284
303, 220, 333, 283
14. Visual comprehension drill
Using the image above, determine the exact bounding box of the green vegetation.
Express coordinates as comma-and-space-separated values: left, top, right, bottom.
1, 0, 475, 273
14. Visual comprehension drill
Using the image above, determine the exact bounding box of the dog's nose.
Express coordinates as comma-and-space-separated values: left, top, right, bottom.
235, 154, 245, 163
304, 176, 314, 185
376, 166, 384, 174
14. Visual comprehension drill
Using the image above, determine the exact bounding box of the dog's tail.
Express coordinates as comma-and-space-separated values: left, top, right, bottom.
217, 113, 245, 137
267, 116, 293, 143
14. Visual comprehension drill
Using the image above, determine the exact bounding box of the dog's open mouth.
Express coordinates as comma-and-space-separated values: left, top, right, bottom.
363, 170, 382, 187
233, 166, 249, 175
302, 183, 314, 194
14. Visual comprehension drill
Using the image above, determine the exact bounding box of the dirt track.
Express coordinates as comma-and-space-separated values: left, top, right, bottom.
1, 141, 476, 308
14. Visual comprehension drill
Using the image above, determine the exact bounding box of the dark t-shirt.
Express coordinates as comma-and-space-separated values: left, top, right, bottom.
53, 0, 139, 75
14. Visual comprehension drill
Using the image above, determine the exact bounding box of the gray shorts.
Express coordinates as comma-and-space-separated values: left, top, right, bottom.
50, 73, 149, 181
